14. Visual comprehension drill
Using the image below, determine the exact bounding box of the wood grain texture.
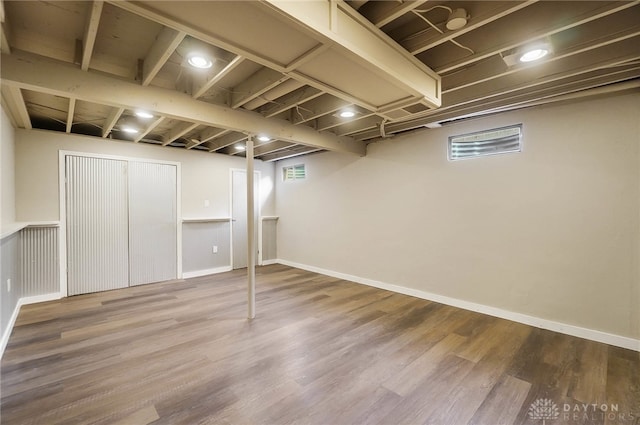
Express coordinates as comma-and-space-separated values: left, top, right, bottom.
1, 265, 638, 424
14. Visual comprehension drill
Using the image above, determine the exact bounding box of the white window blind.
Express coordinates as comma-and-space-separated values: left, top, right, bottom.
283, 164, 306, 181
449, 124, 522, 161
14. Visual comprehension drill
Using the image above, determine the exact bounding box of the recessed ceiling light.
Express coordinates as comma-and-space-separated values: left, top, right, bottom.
135, 110, 154, 119
519, 47, 549, 63
339, 109, 356, 118
446, 8, 468, 31
122, 127, 138, 134
187, 53, 213, 69
257, 135, 271, 142
235, 144, 246, 151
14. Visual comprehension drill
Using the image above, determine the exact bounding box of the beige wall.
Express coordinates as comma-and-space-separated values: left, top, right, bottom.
276, 93, 640, 340
15, 129, 275, 221
1, 106, 16, 230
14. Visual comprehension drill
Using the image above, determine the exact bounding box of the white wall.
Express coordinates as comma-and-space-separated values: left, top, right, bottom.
1, 106, 16, 230
276, 93, 640, 341
15, 129, 276, 221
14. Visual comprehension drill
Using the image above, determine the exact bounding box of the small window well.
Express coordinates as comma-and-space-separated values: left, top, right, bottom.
283, 164, 306, 181
448, 124, 522, 161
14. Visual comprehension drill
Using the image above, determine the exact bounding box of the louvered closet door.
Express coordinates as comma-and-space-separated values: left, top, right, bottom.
66, 156, 129, 296
128, 161, 177, 286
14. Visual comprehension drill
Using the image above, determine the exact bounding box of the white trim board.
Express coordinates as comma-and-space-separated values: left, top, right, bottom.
0, 292, 62, 359
274, 259, 640, 352
182, 266, 233, 279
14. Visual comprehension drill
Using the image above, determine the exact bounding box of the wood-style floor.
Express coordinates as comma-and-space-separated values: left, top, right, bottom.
1, 264, 638, 425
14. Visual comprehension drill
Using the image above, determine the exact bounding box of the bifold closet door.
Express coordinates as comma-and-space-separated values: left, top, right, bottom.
128, 161, 177, 286
66, 156, 129, 296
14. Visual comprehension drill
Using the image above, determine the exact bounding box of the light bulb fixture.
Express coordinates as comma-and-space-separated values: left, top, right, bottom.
519, 47, 549, 63
235, 144, 246, 151
122, 127, 138, 134
187, 52, 213, 69
338, 109, 356, 118
257, 135, 271, 142
135, 110, 154, 119
446, 8, 468, 31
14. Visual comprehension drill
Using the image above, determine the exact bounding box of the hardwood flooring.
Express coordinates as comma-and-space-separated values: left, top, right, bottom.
1, 264, 638, 424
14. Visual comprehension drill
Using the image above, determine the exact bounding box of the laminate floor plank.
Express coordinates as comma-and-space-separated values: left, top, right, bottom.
1, 265, 638, 424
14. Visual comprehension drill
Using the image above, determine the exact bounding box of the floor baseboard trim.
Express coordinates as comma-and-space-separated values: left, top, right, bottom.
0, 292, 62, 359
261, 259, 279, 266
183, 266, 232, 279
275, 259, 640, 352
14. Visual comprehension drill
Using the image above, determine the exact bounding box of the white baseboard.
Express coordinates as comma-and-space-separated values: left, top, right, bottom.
0, 298, 22, 359
182, 266, 233, 279
0, 292, 63, 359
275, 259, 640, 352
261, 259, 279, 266
21, 292, 62, 305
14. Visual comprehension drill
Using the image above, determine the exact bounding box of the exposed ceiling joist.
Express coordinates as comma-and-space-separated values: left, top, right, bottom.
142, 26, 185, 86
261, 146, 322, 162
133, 116, 164, 143
231, 67, 289, 109
254, 140, 293, 156
162, 121, 199, 146
66, 98, 75, 133
207, 132, 247, 152
405, 1, 537, 56
360, 0, 428, 28
80, 1, 103, 71
260, 86, 323, 117
102, 106, 124, 138
110, 0, 441, 113
191, 56, 244, 99
1, 51, 366, 156
434, 1, 640, 74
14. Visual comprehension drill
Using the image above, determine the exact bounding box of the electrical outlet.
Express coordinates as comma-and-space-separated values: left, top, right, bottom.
212, 245, 218, 254
7, 278, 11, 292
204, 199, 210, 207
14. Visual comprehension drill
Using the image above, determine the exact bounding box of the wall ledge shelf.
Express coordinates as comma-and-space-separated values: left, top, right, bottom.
182, 217, 231, 223
1, 221, 60, 240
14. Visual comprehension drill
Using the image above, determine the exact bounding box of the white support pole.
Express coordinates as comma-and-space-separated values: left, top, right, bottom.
247, 136, 256, 319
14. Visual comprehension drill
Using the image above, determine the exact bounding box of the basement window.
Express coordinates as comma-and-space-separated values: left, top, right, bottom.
283, 164, 306, 181
448, 124, 522, 161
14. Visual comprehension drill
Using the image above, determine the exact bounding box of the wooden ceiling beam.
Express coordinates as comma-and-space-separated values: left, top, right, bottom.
259, 85, 323, 118
80, 1, 103, 71
142, 26, 186, 86
133, 116, 165, 143
162, 121, 199, 146
434, 1, 640, 74
0, 85, 31, 129
359, 0, 428, 28
1, 50, 366, 156
207, 131, 247, 152
102, 106, 124, 138
66, 98, 76, 133
404, 1, 537, 56
261, 146, 321, 162
192, 56, 244, 99
231, 67, 290, 109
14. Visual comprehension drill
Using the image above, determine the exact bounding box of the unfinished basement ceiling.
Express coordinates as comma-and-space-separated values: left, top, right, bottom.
1, 0, 639, 161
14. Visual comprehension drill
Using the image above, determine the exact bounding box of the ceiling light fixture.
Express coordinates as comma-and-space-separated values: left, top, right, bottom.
446, 8, 468, 31
339, 109, 356, 118
135, 110, 154, 119
235, 144, 246, 151
187, 53, 213, 69
257, 135, 271, 142
122, 127, 138, 134
519, 47, 549, 63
